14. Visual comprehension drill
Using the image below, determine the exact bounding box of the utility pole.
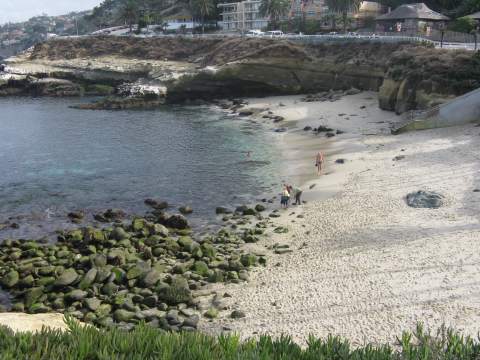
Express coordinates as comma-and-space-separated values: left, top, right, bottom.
75, 17, 79, 36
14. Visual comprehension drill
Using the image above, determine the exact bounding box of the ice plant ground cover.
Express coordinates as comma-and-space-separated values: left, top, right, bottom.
0, 319, 480, 359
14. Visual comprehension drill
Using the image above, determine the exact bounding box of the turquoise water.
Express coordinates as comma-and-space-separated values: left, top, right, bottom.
0, 97, 283, 239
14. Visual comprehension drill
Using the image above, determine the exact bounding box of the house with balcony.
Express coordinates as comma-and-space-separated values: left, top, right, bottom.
218, 1, 268, 32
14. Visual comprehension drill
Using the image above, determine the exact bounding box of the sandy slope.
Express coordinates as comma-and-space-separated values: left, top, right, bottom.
201, 93, 480, 346
0, 313, 69, 333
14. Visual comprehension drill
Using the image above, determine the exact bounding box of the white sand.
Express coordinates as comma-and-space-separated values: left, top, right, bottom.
0, 313, 70, 333
201, 92, 480, 346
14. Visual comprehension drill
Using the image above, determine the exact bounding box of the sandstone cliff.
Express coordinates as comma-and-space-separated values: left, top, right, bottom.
4, 36, 480, 113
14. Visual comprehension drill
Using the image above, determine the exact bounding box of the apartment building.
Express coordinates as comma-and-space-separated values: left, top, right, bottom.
290, 0, 328, 20
218, 1, 268, 31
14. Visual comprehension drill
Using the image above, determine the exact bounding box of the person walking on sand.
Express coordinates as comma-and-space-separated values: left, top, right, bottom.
316, 151, 324, 175
280, 185, 290, 209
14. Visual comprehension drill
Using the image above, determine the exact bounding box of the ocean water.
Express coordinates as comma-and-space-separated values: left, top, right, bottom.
0, 97, 284, 239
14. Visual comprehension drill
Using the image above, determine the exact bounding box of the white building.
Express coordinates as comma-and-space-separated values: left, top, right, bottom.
218, 1, 268, 32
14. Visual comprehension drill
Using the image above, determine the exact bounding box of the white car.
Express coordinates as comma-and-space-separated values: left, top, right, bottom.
246, 30, 264, 37
266, 30, 284, 37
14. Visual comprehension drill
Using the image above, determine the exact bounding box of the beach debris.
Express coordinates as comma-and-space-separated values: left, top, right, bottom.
335, 159, 346, 164
303, 126, 312, 131
393, 155, 406, 161
326, 133, 336, 138
406, 190, 445, 209
274, 128, 287, 133
309, 184, 316, 189
336, 130, 345, 135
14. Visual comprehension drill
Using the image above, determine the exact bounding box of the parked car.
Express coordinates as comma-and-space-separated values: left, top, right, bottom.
246, 30, 264, 37
266, 30, 284, 37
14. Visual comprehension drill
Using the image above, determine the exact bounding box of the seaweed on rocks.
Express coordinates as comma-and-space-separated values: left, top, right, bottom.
0, 212, 266, 331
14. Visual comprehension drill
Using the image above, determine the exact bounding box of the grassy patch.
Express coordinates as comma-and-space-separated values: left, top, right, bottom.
1, 320, 480, 359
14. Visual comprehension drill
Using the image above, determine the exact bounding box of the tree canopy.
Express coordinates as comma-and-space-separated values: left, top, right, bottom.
259, 0, 291, 29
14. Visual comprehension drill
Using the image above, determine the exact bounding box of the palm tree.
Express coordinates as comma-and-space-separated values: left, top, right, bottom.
260, 0, 291, 30
122, 0, 138, 33
326, 0, 362, 33
190, 0, 215, 33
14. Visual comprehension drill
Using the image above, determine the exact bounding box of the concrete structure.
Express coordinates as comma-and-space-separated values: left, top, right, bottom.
218, 1, 268, 31
393, 88, 480, 134
376, 3, 449, 33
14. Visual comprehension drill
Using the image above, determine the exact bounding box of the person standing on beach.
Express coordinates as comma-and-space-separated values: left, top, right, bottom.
293, 185, 303, 205
316, 151, 324, 175
280, 186, 290, 208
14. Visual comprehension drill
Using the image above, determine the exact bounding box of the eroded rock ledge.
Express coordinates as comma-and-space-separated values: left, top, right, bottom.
2, 36, 480, 113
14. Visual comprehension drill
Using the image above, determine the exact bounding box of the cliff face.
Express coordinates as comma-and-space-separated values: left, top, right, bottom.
6, 37, 480, 113
379, 48, 480, 113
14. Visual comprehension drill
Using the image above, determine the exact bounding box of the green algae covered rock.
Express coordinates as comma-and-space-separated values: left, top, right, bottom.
1, 270, 19, 288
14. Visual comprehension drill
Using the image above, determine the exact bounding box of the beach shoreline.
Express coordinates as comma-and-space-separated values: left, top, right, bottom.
200, 92, 480, 346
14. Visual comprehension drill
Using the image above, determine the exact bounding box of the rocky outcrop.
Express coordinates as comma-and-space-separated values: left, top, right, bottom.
378, 48, 480, 113
167, 59, 384, 102
4, 37, 480, 113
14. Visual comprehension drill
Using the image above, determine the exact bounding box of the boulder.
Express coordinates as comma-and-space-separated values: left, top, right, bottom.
24, 287, 44, 308
215, 207, 231, 214
95, 303, 112, 318
406, 190, 445, 209
1, 270, 19, 288
110, 227, 130, 241
144, 199, 169, 210
164, 215, 189, 230
113, 309, 136, 322
192, 261, 209, 277
65, 289, 88, 302
179, 206, 193, 215
157, 276, 192, 305
55, 268, 78, 287
127, 262, 151, 280
151, 224, 169, 237
84, 298, 102, 311
254, 204, 266, 212
140, 269, 163, 287
230, 310, 246, 319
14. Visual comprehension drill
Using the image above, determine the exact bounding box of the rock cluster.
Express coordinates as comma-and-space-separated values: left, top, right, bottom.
0, 214, 265, 331
301, 88, 361, 103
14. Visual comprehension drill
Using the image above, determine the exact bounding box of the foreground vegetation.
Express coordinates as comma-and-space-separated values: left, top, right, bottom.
1, 319, 480, 359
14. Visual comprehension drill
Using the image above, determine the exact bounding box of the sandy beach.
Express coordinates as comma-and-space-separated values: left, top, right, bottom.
201, 92, 480, 346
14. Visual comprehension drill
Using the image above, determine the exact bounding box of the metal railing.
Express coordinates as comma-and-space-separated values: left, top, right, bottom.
55, 31, 477, 50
